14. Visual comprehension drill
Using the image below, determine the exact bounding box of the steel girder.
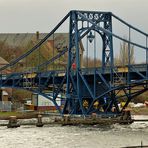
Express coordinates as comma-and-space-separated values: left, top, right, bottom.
63, 11, 114, 115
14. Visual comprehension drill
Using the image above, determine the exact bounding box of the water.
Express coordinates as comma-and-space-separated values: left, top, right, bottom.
0, 115, 147, 148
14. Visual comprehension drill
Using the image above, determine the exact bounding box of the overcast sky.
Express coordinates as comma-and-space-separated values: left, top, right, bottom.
0, 0, 147, 62
0, 0, 148, 33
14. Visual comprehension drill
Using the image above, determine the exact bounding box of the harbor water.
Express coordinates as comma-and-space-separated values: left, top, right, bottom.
0, 115, 147, 148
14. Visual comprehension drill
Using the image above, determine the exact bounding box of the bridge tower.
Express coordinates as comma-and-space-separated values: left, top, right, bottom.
63, 11, 115, 115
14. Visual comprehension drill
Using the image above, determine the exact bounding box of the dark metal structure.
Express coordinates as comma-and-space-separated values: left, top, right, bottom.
0, 10, 147, 116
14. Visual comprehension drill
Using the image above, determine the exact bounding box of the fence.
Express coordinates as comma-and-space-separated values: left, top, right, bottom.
0, 101, 12, 111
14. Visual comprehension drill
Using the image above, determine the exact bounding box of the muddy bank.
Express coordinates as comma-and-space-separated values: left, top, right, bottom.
0, 112, 147, 127
0, 115, 133, 127
0, 111, 38, 120
0, 107, 147, 121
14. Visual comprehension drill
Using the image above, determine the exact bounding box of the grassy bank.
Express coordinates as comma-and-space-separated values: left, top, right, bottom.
0, 111, 38, 120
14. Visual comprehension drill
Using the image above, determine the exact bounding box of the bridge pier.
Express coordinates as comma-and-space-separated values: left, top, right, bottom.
7, 116, 20, 128
36, 114, 44, 127
119, 109, 133, 124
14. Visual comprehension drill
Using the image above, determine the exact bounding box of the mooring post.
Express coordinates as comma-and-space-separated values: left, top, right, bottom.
36, 114, 44, 127
120, 109, 133, 124
63, 114, 70, 124
7, 116, 20, 128
92, 113, 97, 121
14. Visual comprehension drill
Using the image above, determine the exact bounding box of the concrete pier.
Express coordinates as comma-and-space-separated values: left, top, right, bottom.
36, 114, 44, 127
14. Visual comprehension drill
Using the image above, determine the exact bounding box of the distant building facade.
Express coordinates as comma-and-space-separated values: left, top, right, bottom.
0, 56, 12, 100
0, 32, 84, 110
0, 57, 12, 111
32, 93, 62, 111
0, 32, 84, 68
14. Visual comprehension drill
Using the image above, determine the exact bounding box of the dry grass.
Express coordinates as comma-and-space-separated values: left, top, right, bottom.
131, 107, 148, 115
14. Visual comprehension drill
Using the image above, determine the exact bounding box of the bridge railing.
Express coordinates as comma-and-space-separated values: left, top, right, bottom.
0, 64, 147, 80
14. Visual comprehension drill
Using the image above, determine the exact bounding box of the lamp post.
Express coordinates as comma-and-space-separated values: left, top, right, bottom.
87, 31, 95, 43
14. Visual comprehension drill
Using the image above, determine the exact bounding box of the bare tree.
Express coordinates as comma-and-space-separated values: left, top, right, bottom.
83, 57, 102, 68
115, 39, 135, 66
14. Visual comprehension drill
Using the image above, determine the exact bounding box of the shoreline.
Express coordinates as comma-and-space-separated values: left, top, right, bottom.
0, 107, 147, 121
0, 111, 38, 120
0, 114, 147, 127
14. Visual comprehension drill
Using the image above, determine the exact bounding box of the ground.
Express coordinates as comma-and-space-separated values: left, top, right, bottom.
131, 107, 148, 115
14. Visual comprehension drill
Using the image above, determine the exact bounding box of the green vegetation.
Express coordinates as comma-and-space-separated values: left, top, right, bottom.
0, 111, 22, 117
0, 111, 37, 120
12, 89, 32, 103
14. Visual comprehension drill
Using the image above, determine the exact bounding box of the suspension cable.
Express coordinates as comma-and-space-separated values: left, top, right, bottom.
86, 21, 89, 68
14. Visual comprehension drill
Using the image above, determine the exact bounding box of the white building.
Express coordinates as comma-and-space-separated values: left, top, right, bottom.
32, 93, 62, 111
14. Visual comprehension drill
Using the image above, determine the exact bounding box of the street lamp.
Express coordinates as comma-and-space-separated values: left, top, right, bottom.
87, 31, 95, 43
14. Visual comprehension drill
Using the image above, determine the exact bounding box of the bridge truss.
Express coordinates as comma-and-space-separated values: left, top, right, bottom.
0, 10, 148, 116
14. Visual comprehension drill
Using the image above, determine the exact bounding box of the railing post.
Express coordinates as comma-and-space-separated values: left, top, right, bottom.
128, 27, 131, 98
128, 27, 131, 83
146, 36, 148, 88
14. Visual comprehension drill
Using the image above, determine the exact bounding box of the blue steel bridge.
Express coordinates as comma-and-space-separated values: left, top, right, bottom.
0, 10, 147, 116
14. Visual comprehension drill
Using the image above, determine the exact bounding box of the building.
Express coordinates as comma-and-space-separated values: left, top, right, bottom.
0, 57, 12, 111
0, 32, 84, 110
0, 56, 11, 74
0, 56, 12, 101
32, 93, 62, 111
0, 32, 84, 68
